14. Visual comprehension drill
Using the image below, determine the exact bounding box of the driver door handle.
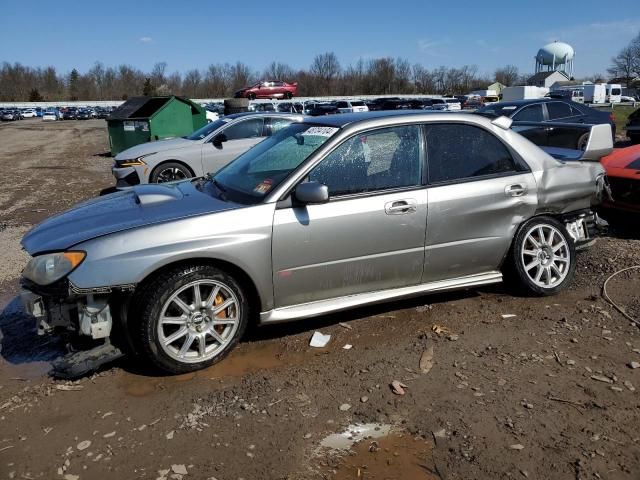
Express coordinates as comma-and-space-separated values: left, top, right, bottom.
505, 184, 527, 197
385, 199, 417, 215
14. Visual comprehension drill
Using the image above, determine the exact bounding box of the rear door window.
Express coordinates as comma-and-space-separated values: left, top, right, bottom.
546, 102, 574, 120
512, 104, 544, 122
426, 124, 522, 184
266, 117, 294, 136
223, 118, 265, 140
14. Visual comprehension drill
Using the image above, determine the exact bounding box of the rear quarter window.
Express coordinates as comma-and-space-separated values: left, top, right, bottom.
426, 124, 523, 184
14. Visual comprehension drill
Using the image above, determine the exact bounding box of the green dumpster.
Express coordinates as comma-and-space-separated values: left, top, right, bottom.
107, 96, 206, 156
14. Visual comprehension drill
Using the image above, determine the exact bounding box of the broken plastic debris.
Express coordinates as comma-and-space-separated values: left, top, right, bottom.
390, 380, 408, 395
501, 314, 517, 319
342, 344, 353, 350
419, 347, 434, 374
310, 331, 331, 348
431, 325, 450, 335
339, 322, 353, 330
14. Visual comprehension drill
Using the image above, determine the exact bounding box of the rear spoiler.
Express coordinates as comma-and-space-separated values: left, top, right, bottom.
509, 120, 613, 162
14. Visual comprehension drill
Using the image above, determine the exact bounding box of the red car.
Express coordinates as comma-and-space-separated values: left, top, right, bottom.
600, 144, 640, 213
234, 80, 298, 100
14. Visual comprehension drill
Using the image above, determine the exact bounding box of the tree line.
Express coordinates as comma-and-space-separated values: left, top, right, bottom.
0, 53, 533, 102
5, 44, 629, 103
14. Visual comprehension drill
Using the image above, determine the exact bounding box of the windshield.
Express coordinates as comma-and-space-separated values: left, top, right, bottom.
476, 104, 519, 117
213, 123, 337, 204
186, 118, 228, 140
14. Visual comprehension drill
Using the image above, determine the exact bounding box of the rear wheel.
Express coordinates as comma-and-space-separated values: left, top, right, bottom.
247, 92, 256, 100
150, 161, 192, 183
630, 134, 640, 145
135, 264, 249, 374
577, 132, 589, 151
508, 216, 576, 296
284, 92, 293, 99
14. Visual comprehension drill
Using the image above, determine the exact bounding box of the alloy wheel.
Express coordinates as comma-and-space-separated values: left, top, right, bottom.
157, 280, 240, 363
520, 224, 570, 288
156, 167, 187, 183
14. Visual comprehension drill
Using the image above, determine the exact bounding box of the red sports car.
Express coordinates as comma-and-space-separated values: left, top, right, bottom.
600, 144, 640, 213
234, 80, 298, 100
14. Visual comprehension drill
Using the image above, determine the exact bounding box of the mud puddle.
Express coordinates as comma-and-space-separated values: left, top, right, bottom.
317, 424, 439, 479
118, 340, 309, 396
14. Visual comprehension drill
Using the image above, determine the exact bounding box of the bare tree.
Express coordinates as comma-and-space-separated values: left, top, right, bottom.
182, 69, 202, 98
310, 52, 341, 95
494, 65, 519, 86
263, 62, 295, 82
608, 45, 638, 86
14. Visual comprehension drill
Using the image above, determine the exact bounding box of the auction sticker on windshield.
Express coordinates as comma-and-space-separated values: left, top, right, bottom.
254, 178, 273, 194
302, 126, 339, 137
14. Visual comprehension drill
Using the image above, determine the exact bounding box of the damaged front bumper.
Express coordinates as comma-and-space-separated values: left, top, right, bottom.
20, 279, 129, 378
20, 279, 114, 340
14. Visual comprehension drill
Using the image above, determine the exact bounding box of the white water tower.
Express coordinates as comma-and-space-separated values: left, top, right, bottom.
535, 41, 575, 77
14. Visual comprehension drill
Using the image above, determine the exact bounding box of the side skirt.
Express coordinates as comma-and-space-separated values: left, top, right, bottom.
259, 271, 503, 324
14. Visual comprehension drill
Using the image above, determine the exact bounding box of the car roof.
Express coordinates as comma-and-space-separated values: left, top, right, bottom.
224, 112, 303, 120
490, 99, 559, 107
302, 110, 435, 128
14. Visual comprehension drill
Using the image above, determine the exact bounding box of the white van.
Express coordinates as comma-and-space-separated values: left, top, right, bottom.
583, 84, 606, 104
606, 84, 622, 103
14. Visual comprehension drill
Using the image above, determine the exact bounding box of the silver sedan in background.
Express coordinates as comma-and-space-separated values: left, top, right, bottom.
111, 112, 303, 187
20, 111, 611, 375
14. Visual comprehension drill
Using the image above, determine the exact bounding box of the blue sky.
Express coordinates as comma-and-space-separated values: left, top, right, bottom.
1, 0, 639, 78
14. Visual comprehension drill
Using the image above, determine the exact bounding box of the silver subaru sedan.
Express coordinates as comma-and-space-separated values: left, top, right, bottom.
20, 111, 611, 375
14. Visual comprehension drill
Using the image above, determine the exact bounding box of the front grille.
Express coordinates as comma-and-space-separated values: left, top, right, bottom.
608, 177, 640, 205
115, 169, 140, 187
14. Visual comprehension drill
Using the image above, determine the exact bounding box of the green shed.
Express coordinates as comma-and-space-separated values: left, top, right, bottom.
107, 96, 206, 156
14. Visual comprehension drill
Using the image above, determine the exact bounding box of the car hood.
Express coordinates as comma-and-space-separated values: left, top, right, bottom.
22, 181, 242, 255
114, 137, 195, 160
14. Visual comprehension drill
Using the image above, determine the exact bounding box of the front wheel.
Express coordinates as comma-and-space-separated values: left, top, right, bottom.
508, 216, 576, 296
150, 161, 192, 183
135, 265, 249, 373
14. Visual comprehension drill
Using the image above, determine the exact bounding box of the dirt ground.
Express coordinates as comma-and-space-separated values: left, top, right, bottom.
1, 119, 640, 480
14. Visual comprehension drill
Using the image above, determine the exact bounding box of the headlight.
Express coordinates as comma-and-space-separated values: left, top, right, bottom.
117, 153, 155, 167
23, 251, 86, 285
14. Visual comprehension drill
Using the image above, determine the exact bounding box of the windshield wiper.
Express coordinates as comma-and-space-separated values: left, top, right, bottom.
210, 176, 228, 201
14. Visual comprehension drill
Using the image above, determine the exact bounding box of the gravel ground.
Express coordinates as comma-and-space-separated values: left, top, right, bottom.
0, 119, 639, 480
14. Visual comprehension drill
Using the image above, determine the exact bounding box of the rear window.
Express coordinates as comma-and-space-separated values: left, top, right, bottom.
336, 102, 348, 108
611, 88, 621, 95
351, 101, 365, 106
445, 99, 459, 104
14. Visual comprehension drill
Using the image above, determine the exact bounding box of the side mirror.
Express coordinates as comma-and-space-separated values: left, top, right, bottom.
212, 133, 228, 148
294, 181, 329, 205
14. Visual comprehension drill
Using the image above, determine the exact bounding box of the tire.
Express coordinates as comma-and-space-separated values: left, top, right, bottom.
507, 216, 576, 296
134, 264, 249, 374
630, 134, 640, 145
284, 92, 293, 99
577, 132, 589, 151
150, 161, 192, 183
247, 93, 256, 100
